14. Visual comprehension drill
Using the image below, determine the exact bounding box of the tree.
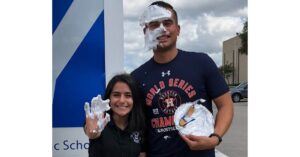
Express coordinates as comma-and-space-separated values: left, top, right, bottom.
219, 63, 234, 84
238, 21, 248, 55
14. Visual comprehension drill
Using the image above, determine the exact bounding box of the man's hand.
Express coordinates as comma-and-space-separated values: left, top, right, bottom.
180, 134, 219, 150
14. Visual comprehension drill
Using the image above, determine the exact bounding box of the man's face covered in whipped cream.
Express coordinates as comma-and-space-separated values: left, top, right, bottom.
139, 5, 180, 51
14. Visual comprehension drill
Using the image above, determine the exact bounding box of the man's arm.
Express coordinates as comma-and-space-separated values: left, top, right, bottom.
180, 92, 234, 150
213, 91, 234, 137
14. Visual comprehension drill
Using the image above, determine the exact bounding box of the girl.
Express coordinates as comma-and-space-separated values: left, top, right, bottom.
84, 73, 146, 157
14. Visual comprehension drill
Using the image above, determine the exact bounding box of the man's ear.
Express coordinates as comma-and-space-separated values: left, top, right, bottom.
177, 25, 181, 36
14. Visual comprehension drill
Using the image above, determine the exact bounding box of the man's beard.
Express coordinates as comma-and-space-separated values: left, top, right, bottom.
155, 38, 176, 52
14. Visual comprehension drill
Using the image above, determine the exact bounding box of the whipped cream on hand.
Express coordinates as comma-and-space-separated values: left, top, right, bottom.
84, 95, 111, 133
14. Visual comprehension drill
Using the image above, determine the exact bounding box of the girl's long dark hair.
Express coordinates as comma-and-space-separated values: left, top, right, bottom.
104, 73, 146, 134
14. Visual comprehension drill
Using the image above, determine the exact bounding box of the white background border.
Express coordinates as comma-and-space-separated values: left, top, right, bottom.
1, 0, 300, 157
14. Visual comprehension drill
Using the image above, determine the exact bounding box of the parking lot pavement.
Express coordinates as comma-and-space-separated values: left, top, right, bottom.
216, 149, 229, 157
214, 101, 248, 157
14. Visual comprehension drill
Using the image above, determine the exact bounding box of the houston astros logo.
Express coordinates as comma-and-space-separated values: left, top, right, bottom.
158, 90, 181, 114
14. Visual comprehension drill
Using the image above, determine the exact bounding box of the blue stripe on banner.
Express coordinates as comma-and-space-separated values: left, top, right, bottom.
53, 12, 106, 127
52, 0, 73, 33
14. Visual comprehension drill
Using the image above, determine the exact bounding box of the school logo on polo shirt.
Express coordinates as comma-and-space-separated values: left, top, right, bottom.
130, 131, 141, 144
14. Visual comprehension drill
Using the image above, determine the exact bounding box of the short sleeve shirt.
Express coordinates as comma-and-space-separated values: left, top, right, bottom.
131, 49, 228, 157
88, 120, 145, 157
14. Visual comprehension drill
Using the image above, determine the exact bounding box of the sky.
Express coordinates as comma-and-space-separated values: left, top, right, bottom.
123, 0, 248, 72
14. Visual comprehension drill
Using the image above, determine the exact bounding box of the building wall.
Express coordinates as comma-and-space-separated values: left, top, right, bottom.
223, 36, 248, 84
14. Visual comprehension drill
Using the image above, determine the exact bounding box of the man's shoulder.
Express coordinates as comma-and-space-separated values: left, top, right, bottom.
131, 58, 152, 78
179, 49, 211, 60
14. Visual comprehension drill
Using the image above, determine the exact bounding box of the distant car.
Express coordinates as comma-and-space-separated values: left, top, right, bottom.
230, 81, 248, 102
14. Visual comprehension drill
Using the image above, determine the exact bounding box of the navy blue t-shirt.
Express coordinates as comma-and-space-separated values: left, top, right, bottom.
131, 49, 229, 157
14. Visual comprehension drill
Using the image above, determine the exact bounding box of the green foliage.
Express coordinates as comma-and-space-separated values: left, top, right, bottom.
219, 63, 234, 84
238, 21, 248, 55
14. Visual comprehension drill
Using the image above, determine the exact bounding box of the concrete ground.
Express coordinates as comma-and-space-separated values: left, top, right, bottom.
214, 100, 248, 157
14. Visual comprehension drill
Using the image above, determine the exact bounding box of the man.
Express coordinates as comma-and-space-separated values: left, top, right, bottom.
131, 1, 234, 157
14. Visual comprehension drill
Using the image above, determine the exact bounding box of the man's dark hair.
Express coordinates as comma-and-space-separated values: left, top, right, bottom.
150, 1, 178, 24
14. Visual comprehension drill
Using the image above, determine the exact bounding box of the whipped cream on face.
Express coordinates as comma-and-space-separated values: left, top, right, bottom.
144, 23, 170, 51
139, 5, 172, 50
139, 5, 172, 27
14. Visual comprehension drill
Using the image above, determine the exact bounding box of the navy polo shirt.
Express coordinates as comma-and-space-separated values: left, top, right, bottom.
88, 120, 145, 157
